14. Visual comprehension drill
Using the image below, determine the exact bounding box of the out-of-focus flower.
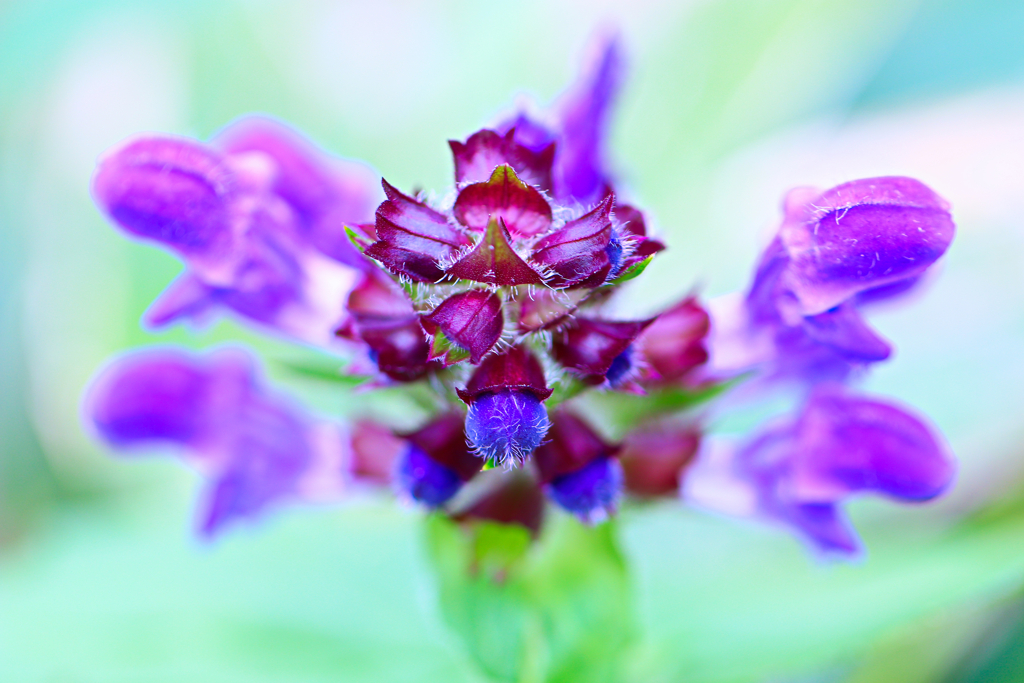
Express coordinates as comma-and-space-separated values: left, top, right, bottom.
708, 177, 955, 382
395, 413, 485, 508
689, 385, 954, 555
92, 117, 379, 346
86, 348, 348, 536
618, 422, 701, 497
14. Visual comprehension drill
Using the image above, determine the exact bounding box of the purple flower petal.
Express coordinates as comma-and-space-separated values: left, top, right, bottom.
779, 177, 955, 315
799, 303, 892, 362
446, 218, 544, 286
530, 196, 615, 288
92, 136, 237, 265
422, 289, 504, 363
452, 165, 553, 238
450, 128, 555, 191
552, 36, 623, 203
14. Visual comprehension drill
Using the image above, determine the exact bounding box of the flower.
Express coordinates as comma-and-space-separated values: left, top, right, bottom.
708, 176, 955, 383
689, 385, 955, 555
92, 117, 379, 346
85, 37, 956, 557
86, 348, 348, 536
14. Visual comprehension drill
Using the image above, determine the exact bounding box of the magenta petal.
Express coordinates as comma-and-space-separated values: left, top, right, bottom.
533, 410, 616, 482
531, 196, 615, 287
343, 272, 431, 381
552, 317, 653, 378
780, 177, 955, 315
92, 136, 236, 258
452, 165, 553, 238
367, 180, 470, 281
446, 218, 544, 286
450, 129, 555, 191
638, 297, 710, 383
619, 425, 699, 497
457, 346, 552, 403
423, 289, 504, 363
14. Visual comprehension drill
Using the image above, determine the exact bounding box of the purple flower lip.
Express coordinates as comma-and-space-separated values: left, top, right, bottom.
452, 164, 553, 238
422, 289, 504, 363
552, 317, 654, 380
456, 346, 552, 404
92, 136, 238, 274
366, 179, 472, 282
403, 413, 486, 483
445, 218, 544, 287
450, 128, 556, 191
530, 195, 616, 288
778, 176, 955, 316
735, 385, 955, 554
465, 391, 550, 465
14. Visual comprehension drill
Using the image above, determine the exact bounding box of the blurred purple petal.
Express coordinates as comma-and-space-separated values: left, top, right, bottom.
779, 177, 955, 315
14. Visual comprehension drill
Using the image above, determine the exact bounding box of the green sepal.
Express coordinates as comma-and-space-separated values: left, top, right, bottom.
343, 224, 370, 254
608, 254, 654, 286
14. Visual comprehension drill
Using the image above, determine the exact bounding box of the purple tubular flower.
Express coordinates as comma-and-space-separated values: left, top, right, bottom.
212, 116, 380, 268
397, 445, 463, 507
86, 348, 344, 537
735, 385, 955, 554
459, 347, 553, 465
92, 119, 377, 346
712, 177, 955, 382
551, 36, 623, 204
778, 177, 955, 316
533, 410, 621, 522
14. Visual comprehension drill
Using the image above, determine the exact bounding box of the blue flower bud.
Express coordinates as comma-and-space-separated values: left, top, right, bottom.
465, 390, 550, 465
547, 456, 622, 522
395, 444, 463, 507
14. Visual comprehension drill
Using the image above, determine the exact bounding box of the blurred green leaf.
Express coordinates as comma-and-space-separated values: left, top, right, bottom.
424, 514, 636, 683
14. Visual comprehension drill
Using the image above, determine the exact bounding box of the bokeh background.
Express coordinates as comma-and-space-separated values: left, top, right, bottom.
3, 0, 1024, 681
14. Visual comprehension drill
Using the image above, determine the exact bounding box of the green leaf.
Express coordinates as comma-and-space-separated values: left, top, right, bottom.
424, 514, 636, 683
608, 255, 654, 286
344, 224, 371, 254
578, 381, 732, 439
